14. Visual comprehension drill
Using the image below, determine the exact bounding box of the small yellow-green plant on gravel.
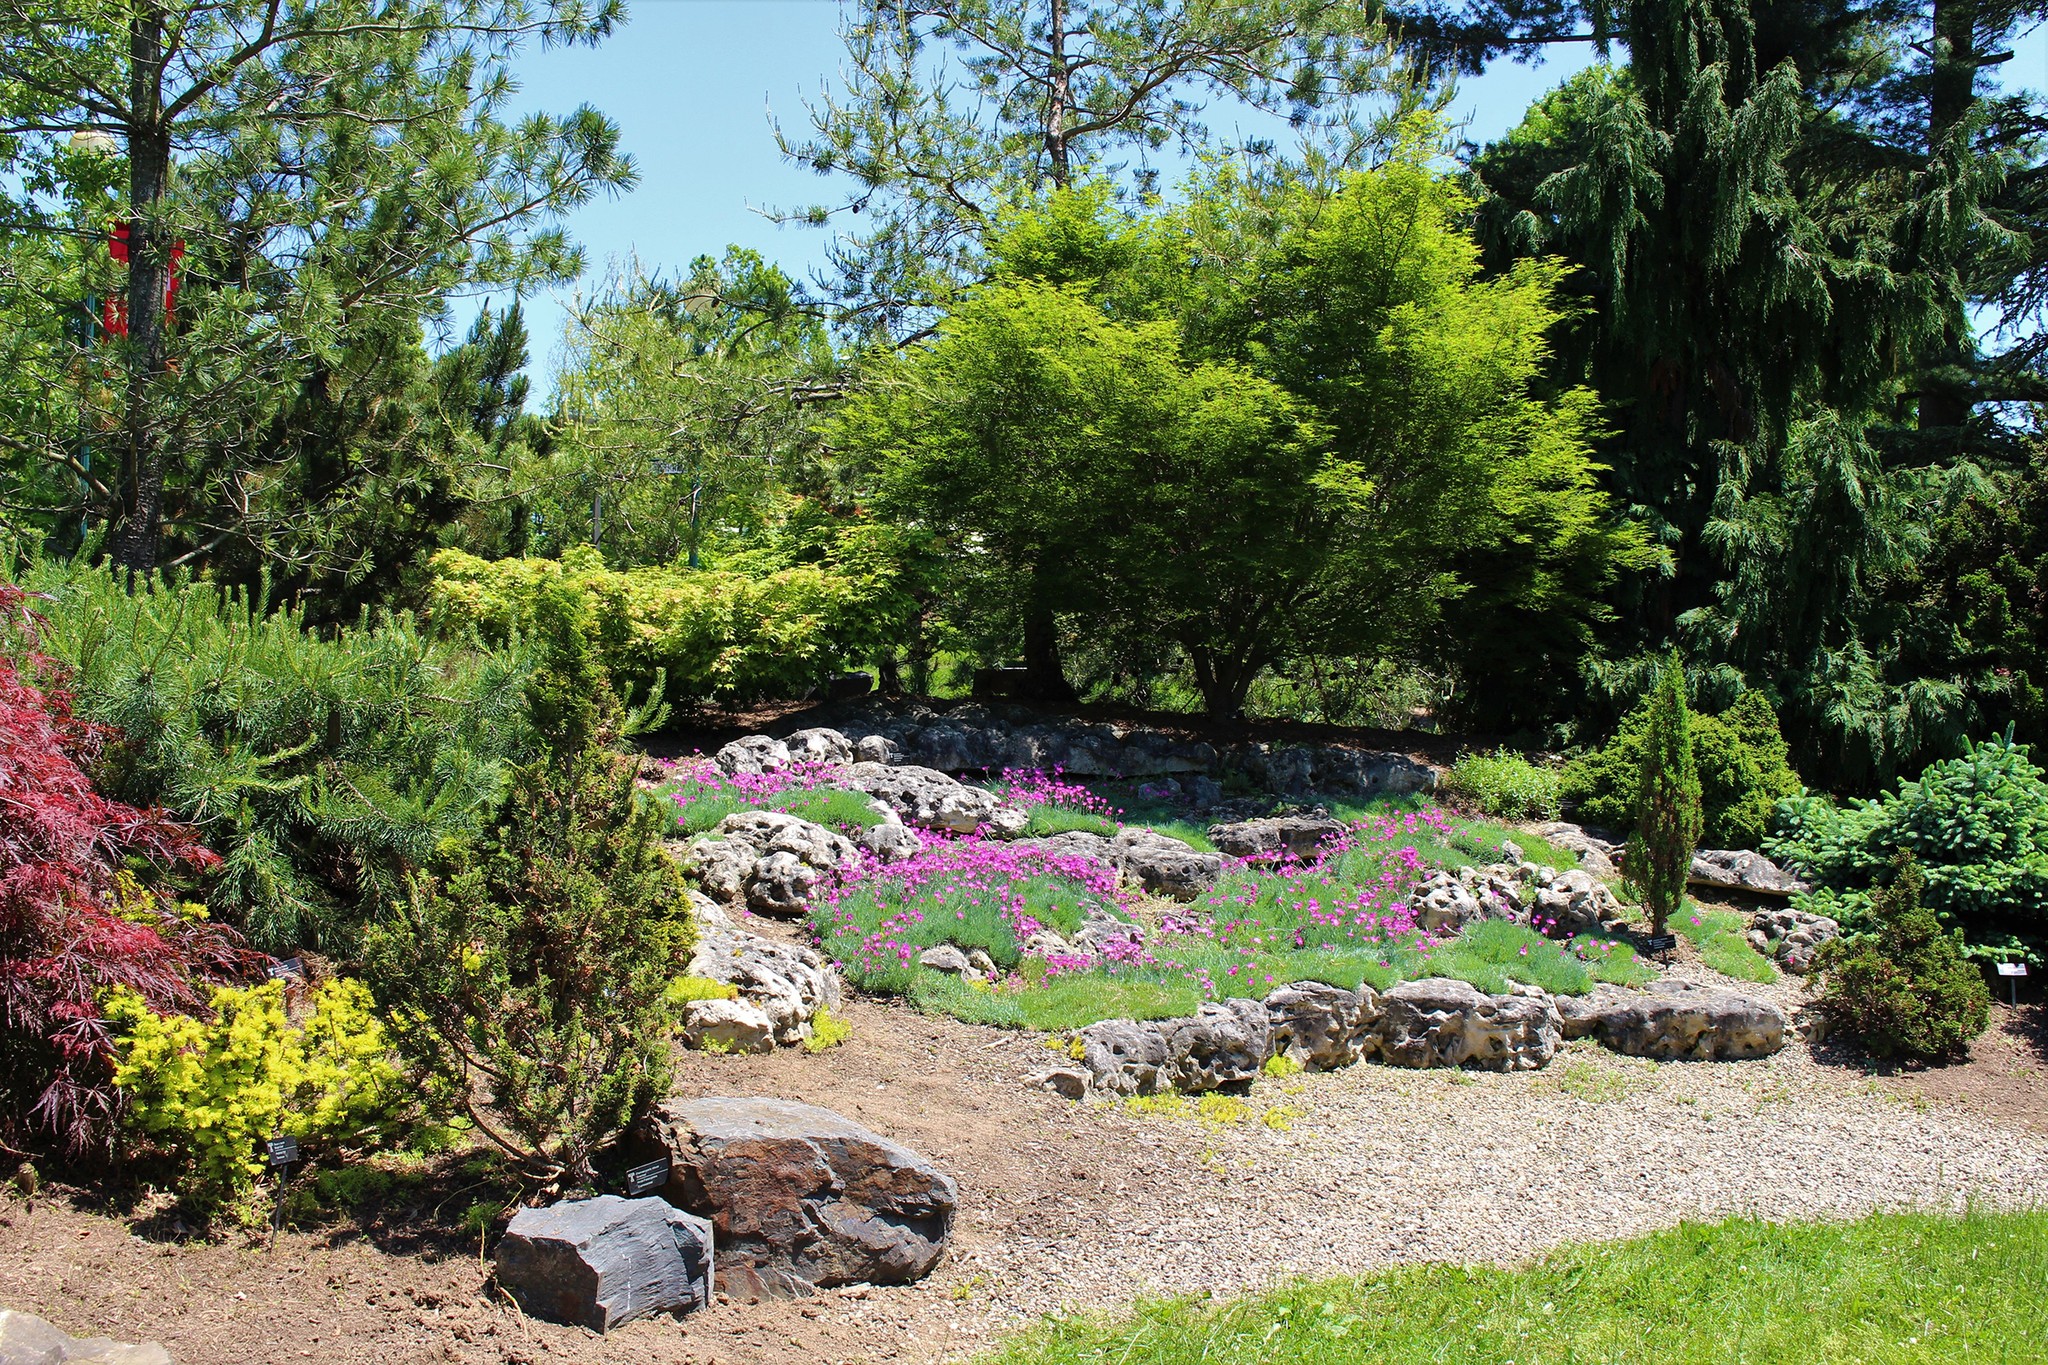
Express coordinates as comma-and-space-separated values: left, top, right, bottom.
803, 1007, 853, 1052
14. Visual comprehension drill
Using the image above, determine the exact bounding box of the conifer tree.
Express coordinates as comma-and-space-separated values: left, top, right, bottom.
1625, 649, 1702, 936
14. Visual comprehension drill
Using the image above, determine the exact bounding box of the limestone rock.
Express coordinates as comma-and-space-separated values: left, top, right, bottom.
784, 727, 854, 765
854, 733, 903, 765
1531, 821, 1622, 878
838, 762, 1028, 836
628, 1097, 956, 1296
0, 1311, 171, 1365
685, 892, 841, 1047
681, 998, 775, 1054
1689, 849, 1810, 897
856, 818, 924, 863
1412, 870, 1486, 933
1025, 1066, 1090, 1100
1592, 981, 1787, 1060
1749, 905, 1840, 974
918, 944, 973, 975
1378, 977, 1562, 1071
1161, 999, 1271, 1092
715, 735, 792, 776
690, 810, 858, 918
1110, 828, 1222, 899
1553, 983, 1636, 1040
494, 1195, 714, 1331
1207, 815, 1348, 861
1264, 981, 1380, 1070
1076, 1019, 1170, 1096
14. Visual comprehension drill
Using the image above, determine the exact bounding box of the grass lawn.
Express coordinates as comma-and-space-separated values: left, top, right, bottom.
984, 1209, 2048, 1365
1676, 900, 1779, 984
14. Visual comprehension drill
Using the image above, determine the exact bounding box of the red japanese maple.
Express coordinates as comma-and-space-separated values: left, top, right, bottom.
0, 582, 253, 1155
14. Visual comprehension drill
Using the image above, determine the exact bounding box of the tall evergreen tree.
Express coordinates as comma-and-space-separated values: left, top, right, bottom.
1624, 649, 1702, 936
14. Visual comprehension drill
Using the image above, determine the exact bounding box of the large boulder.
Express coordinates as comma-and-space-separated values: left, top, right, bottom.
1161, 999, 1270, 1092
838, 762, 1028, 836
493, 1195, 714, 1331
1207, 814, 1348, 861
783, 727, 855, 765
1531, 821, 1622, 878
715, 735, 792, 776
1411, 870, 1487, 933
1690, 849, 1810, 897
1264, 981, 1380, 1070
629, 1097, 956, 1297
1111, 827, 1223, 899
1590, 981, 1787, 1060
1075, 1019, 1171, 1097
1748, 905, 1840, 974
0, 1311, 170, 1365
1553, 983, 1637, 1040
685, 893, 841, 1046
1526, 866, 1628, 939
1377, 978, 1562, 1071
690, 811, 858, 918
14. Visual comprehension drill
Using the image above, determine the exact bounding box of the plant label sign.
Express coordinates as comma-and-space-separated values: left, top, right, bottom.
266, 1135, 300, 1169
1996, 963, 2028, 977
624, 1157, 671, 1197
266, 957, 304, 980
1641, 934, 1679, 952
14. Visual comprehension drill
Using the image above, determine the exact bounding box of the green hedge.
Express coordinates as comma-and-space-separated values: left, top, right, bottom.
426, 545, 905, 704
1565, 690, 1801, 848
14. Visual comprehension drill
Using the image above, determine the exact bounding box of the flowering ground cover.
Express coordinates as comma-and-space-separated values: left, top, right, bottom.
982, 1208, 2048, 1365
654, 757, 887, 835
807, 802, 1652, 1030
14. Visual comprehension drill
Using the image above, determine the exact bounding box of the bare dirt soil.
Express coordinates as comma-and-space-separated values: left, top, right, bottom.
7, 976, 2047, 1365
1833, 997, 2048, 1135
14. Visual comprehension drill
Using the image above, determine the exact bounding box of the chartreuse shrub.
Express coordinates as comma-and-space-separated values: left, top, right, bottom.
1440, 749, 1562, 821
365, 581, 697, 1192
1566, 687, 1801, 848
427, 543, 907, 705
983, 1209, 2048, 1365
1767, 729, 2048, 950
107, 979, 405, 1221
1813, 860, 1991, 1059
15, 557, 533, 955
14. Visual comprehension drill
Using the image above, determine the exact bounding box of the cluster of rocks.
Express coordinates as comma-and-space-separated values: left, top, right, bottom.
495, 1098, 956, 1330
677, 893, 841, 1053
1532, 822, 1811, 898
1010, 827, 1223, 900
1747, 905, 1841, 973
1033, 975, 1788, 1100
783, 700, 1437, 802
1404, 855, 1630, 940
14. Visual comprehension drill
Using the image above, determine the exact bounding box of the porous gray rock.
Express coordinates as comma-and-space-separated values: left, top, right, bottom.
1264, 981, 1380, 1070
1689, 849, 1810, 897
854, 733, 903, 765
917, 944, 973, 975
838, 762, 1029, 836
784, 727, 855, 765
715, 735, 792, 776
680, 997, 775, 1054
690, 810, 858, 918
1531, 821, 1622, 878
0, 1311, 171, 1365
628, 1097, 956, 1296
685, 892, 841, 1047
856, 818, 925, 863
1591, 981, 1788, 1060
493, 1195, 714, 1331
1072, 903, 1144, 954
1749, 905, 1841, 974
1412, 870, 1486, 933
1553, 983, 1636, 1040
1207, 815, 1348, 861
1076, 1019, 1171, 1096
1111, 828, 1222, 899
1527, 866, 1628, 939
1378, 977, 1562, 1071
1161, 1000, 1271, 1092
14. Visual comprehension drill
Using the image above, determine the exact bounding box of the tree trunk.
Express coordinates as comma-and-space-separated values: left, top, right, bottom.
1020, 603, 1074, 702
1919, 0, 1978, 433
1189, 645, 1260, 717
112, 2, 172, 578
1045, 0, 1071, 188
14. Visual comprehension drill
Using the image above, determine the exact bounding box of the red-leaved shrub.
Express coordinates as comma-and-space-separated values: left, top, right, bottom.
1, 582, 253, 1155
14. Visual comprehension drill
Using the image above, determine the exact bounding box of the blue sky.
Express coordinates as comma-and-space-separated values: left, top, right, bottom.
479, 1, 1604, 382
478, 3, 2048, 388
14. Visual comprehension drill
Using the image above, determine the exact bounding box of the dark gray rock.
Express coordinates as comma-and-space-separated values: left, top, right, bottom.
493, 1195, 714, 1331
1591, 981, 1788, 1060
628, 1097, 956, 1297
1207, 815, 1349, 861
1688, 849, 1810, 897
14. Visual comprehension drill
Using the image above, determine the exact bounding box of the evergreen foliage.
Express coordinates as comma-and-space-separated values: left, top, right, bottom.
1623, 651, 1702, 936
363, 603, 695, 1192
1566, 689, 1803, 848
18, 558, 534, 954
1813, 859, 1992, 1060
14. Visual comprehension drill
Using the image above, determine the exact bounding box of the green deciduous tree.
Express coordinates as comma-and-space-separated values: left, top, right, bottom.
1624, 649, 1703, 936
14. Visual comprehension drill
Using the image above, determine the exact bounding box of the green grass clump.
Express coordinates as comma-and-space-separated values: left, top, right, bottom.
1326, 794, 1579, 873
910, 972, 1208, 1030
1441, 749, 1563, 821
1676, 903, 1779, 983
1025, 806, 1121, 839
983, 1209, 2048, 1365
662, 781, 885, 835
1421, 920, 1654, 995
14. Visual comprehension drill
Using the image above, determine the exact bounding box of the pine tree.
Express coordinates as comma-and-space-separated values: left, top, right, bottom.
1815, 857, 1992, 1059
1625, 649, 1703, 936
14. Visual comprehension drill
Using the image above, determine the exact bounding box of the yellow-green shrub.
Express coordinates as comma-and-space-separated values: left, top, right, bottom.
108, 979, 405, 1214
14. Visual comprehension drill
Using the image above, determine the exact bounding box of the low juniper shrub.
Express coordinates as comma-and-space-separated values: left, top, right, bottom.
1814, 859, 1992, 1060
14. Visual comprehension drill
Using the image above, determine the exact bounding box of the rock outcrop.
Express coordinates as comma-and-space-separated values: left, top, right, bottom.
1264, 981, 1381, 1070
837, 762, 1028, 836
1748, 905, 1841, 974
0, 1311, 171, 1365
1377, 978, 1562, 1072
493, 1195, 714, 1331
1586, 981, 1788, 1060
1690, 849, 1810, 897
628, 1097, 957, 1297
684, 893, 841, 1047
689, 811, 858, 918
